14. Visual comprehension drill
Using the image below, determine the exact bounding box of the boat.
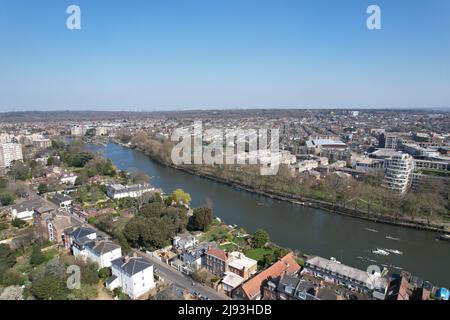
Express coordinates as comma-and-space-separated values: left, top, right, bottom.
365, 228, 379, 233
372, 249, 390, 256
436, 234, 450, 241
330, 257, 341, 264
386, 235, 400, 241
386, 249, 403, 255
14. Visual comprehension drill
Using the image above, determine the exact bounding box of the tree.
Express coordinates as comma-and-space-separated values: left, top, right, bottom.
253, 229, 269, 248
192, 206, 214, 231
129, 169, 150, 184
31, 276, 67, 300
11, 218, 26, 228
0, 177, 8, 189
98, 267, 111, 281
8, 161, 31, 181
37, 183, 48, 195
168, 188, 191, 206
0, 244, 16, 273
30, 246, 45, 266
1, 269, 24, 286
0, 191, 15, 206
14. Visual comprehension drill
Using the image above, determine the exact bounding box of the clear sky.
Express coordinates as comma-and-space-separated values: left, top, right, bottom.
0, 0, 449, 111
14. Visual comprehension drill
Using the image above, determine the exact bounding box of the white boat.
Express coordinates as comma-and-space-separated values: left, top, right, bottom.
386, 235, 400, 241
330, 257, 341, 264
372, 249, 390, 256
365, 228, 379, 233
386, 249, 403, 255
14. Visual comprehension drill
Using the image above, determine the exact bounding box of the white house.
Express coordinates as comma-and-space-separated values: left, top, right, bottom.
106, 256, 155, 299
106, 183, 156, 200
60, 173, 78, 185
85, 241, 122, 268
10, 198, 44, 221
173, 233, 198, 250
51, 193, 73, 209
69, 226, 97, 257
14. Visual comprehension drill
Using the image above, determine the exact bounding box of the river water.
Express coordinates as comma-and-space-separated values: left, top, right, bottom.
86, 142, 450, 288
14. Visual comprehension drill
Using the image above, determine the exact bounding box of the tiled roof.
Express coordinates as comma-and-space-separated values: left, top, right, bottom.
241, 253, 300, 299
70, 226, 96, 240
89, 241, 121, 255
207, 247, 228, 261
111, 257, 153, 276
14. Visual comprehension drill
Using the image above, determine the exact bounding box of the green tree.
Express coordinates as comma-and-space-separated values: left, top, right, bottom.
98, 267, 111, 281
0, 177, 8, 188
192, 206, 214, 231
11, 218, 26, 228
37, 183, 48, 195
31, 276, 67, 300
0, 244, 16, 272
30, 246, 45, 266
253, 229, 270, 248
0, 191, 15, 206
8, 161, 31, 181
167, 188, 191, 206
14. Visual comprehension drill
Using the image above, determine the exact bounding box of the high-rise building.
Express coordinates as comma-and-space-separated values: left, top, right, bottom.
0, 143, 23, 169
382, 153, 414, 193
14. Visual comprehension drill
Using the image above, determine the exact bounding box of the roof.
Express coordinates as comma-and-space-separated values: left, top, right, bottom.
52, 193, 73, 204
69, 226, 96, 240
228, 252, 257, 270
222, 272, 245, 289
111, 257, 153, 276
240, 253, 300, 299
306, 139, 347, 149
11, 198, 43, 212
105, 274, 117, 286
88, 241, 121, 255
305, 256, 387, 290
207, 247, 228, 262
50, 215, 74, 231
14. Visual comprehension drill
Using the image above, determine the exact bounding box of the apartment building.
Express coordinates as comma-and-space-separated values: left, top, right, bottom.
0, 143, 23, 169
382, 153, 414, 193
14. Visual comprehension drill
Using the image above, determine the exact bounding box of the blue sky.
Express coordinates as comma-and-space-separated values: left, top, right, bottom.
0, 0, 449, 111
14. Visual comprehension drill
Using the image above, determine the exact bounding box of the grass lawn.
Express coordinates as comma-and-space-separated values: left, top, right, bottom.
244, 247, 274, 263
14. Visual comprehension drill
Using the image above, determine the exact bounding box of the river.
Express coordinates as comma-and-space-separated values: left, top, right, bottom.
86, 142, 450, 288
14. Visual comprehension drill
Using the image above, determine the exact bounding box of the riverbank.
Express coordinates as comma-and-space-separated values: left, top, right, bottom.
116, 140, 449, 233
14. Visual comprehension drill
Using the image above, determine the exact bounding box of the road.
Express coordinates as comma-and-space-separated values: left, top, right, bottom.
133, 250, 231, 300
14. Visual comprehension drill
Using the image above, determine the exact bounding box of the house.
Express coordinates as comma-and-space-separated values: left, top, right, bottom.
45, 215, 78, 245
105, 183, 156, 200
233, 253, 301, 300
222, 272, 245, 297
228, 251, 258, 280
85, 240, 122, 268
302, 256, 388, 299
181, 242, 209, 271
68, 226, 97, 257
106, 256, 155, 299
205, 247, 230, 277
173, 233, 198, 250
60, 172, 78, 185
263, 274, 319, 300
51, 193, 73, 209
10, 198, 44, 220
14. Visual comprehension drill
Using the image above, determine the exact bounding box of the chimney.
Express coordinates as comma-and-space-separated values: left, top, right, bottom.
124, 256, 130, 263
133, 252, 138, 258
